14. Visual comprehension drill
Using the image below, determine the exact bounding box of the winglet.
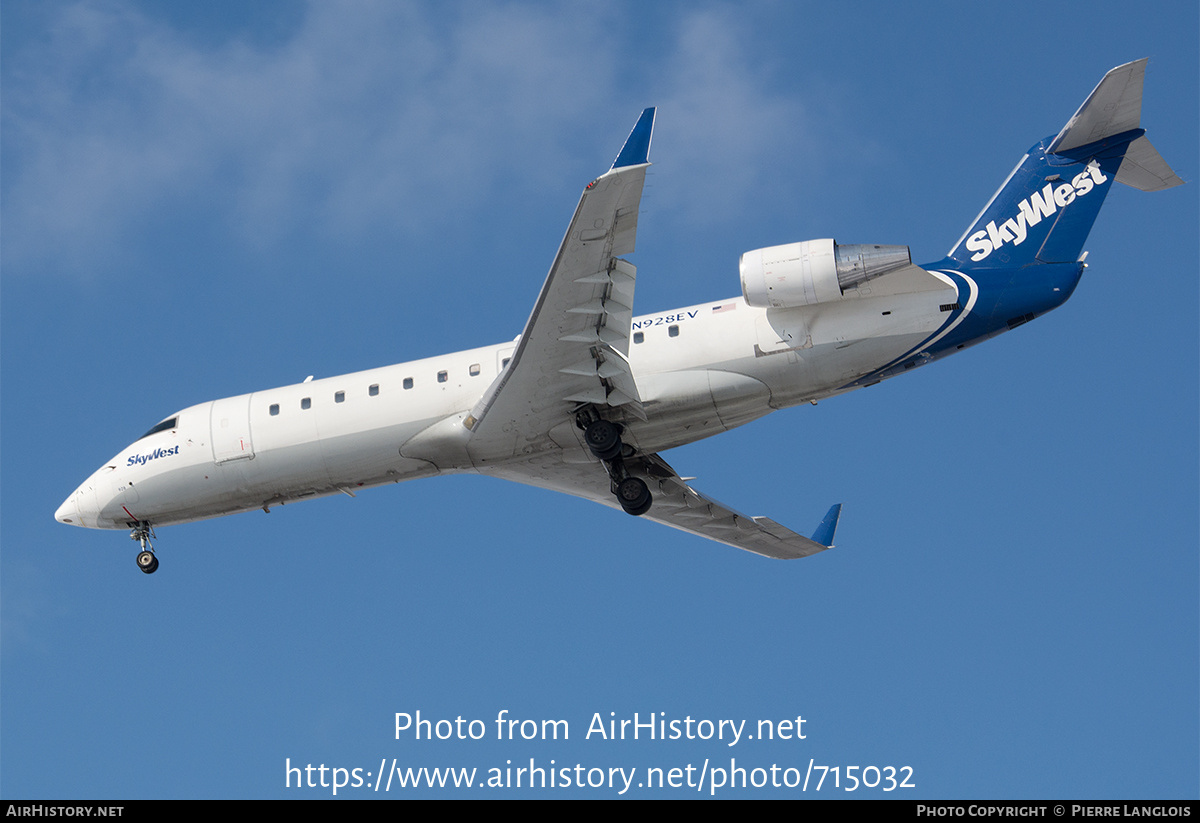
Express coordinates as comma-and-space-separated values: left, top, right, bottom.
810, 503, 842, 548
611, 107, 656, 169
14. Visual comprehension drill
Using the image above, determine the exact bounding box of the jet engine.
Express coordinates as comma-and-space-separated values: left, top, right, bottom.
740, 239, 911, 308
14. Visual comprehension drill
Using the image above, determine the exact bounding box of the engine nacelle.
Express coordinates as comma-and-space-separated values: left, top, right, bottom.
740, 239, 911, 308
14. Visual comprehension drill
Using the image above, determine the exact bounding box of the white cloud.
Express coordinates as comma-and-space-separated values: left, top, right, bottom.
2, 2, 816, 278
648, 9, 813, 223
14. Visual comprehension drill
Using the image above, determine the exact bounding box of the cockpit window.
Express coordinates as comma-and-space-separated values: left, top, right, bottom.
139, 417, 177, 440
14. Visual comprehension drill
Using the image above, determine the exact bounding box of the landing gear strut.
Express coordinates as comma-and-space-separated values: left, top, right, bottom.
579, 413, 653, 517
130, 521, 159, 574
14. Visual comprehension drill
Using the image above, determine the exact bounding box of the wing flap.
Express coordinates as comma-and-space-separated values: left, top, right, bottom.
465, 112, 656, 465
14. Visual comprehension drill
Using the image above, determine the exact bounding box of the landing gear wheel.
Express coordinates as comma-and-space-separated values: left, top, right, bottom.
585, 420, 622, 461
616, 476, 652, 516
130, 521, 158, 574
136, 550, 159, 574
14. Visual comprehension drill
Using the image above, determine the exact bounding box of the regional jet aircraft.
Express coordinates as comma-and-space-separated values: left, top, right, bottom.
55, 60, 1181, 573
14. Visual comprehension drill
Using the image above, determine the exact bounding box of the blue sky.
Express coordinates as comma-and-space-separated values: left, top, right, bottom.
3, 0, 1196, 799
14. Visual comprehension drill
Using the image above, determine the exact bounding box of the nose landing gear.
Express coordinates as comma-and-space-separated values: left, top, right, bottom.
130, 521, 159, 574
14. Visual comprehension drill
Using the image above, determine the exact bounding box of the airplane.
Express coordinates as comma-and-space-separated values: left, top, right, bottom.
54, 59, 1181, 574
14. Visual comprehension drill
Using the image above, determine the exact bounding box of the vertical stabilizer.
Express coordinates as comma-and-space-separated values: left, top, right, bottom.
947, 145, 1121, 268
947, 59, 1180, 269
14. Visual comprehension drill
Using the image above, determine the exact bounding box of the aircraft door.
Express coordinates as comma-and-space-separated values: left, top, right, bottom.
210, 395, 255, 464
497, 345, 516, 374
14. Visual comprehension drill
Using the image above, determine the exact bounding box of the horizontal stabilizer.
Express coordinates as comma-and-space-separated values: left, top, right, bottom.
1115, 135, 1184, 191
1048, 59, 1148, 154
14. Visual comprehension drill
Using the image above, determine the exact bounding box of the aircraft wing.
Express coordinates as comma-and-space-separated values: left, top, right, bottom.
463, 108, 839, 559
464, 109, 655, 465
485, 451, 841, 560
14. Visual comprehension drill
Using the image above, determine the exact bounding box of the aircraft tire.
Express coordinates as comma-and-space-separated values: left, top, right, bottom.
616, 477, 651, 516
137, 551, 159, 574
585, 420, 622, 461
621, 496, 652, 516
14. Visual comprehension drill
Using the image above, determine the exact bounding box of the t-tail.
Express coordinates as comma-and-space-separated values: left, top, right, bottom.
945, 59, 1182, 272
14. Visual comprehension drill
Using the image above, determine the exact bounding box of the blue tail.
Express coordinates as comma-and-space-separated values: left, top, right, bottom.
847, 60, 1181, 390
945, 59, 1181, 271
947, 143, 1122, 268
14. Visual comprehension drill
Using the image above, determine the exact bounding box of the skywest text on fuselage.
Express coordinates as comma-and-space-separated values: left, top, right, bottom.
126, 446, 180, 468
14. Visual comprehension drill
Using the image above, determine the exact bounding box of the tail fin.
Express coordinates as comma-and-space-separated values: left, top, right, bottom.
947, 59, 1182, 269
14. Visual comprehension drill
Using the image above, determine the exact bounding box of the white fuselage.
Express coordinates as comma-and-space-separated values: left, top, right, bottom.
55, 280, 954, 532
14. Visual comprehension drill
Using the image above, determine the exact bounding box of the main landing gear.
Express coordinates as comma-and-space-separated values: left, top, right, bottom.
130, 521, 159, 574
615, 475, 652, 516
584, 419, 623, 461
582, 417, 652, 517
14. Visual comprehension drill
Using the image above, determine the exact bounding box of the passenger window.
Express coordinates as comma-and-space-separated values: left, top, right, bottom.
269, 404, 280, 416
335, 391, 345, 403
668, 324, 679, 337
301, 397, 311, 410
633, 332, 644, 344
437, 370, 448, 383
369, 384, 379, 396
403, 378, 414, 389
469, 364, 481, 376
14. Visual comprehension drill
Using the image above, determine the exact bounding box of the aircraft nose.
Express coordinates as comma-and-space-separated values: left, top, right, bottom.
55, 494, 80, 526
55, 485, 99, 529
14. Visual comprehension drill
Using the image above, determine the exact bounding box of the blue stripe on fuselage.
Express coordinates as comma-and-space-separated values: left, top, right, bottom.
840, 261, 1084, 389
